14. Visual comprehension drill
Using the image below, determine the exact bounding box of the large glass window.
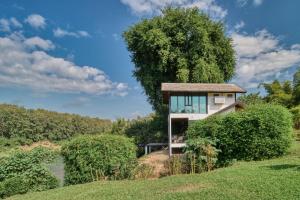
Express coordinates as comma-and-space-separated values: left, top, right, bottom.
170, 96, 178, 113
200, 96, 207, 114
170, 94, 207, 114
177, 96, 185, 113
192, 96, 199, 113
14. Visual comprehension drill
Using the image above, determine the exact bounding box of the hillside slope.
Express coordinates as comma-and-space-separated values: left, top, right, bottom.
9, 142, 300, 200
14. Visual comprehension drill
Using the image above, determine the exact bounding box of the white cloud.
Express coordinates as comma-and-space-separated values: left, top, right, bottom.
0, 17, 22, 32
120, 0, 227, 19
234, 21, 245, 31
10, 17, 22, 28
25, 14, 46, 29
232, 30, 300, 88
53, 28, 90, 38
24, 37, 55, 50
236, 0, 264, 7
0, 33, 128, 96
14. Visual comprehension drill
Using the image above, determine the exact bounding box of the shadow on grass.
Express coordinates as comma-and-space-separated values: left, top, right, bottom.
264, 164, 300, 171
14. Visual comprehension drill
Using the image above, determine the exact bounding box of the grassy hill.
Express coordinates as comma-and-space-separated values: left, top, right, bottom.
9, 141, 300, 200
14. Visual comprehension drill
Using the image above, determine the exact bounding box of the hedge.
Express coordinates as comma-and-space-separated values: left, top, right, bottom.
0, 147, 59, 198
61, 134, 137, 185
0, 104, 111, 143
187, 104, 293, 164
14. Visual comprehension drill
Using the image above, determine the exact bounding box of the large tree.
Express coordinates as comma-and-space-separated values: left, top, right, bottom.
123, 7, 235, 111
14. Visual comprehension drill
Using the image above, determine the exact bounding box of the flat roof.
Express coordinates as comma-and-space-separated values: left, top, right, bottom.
161, 83, 246, 93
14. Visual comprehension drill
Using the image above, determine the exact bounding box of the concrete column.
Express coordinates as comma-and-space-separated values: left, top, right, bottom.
145, 145, 148, 155
168, 115, 172, 156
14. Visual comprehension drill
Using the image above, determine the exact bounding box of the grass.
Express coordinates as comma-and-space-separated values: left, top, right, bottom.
8, 141, 300, 200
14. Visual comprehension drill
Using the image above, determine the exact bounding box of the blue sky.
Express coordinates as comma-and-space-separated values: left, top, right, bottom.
0, 0, 299, 119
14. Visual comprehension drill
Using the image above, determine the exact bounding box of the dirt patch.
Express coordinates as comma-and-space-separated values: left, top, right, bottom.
138, 150, 169, 178
166, 183, 210, 193
20, 141, 61, 151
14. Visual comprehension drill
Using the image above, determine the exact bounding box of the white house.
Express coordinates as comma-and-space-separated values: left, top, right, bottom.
161, 83, 246, 156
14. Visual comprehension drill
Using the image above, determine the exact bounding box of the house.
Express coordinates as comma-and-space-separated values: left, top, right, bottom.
161, 83, 247, 156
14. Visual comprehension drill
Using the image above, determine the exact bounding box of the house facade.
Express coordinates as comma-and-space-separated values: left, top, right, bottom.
161, 83, 246, 156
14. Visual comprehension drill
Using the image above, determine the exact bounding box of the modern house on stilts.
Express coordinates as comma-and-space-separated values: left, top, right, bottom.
161, 83, 246, 156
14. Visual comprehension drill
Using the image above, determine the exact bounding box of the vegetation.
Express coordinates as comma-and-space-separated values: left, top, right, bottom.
123, 7, 235, 112
259, 68, 300, 108
61, 134, 137, 185
238, 92, 264, 105
8, 141, 300, 200
0, 147, 59, 198
0, 104, 111, 144
187, 104, 293, 165
290, 105, 300, 129
260, 80, 293, 107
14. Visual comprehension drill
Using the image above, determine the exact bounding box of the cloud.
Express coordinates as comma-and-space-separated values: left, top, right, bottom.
236, 0, 264, 7
25, 14, 46, 29
231, 30, 300, 88
0, 33, 128, 96
24, 36, 55, 50
234, 21, 245, 31
0, 17, 22, 32
53, 28, 90, 38
120, 0, 227, 19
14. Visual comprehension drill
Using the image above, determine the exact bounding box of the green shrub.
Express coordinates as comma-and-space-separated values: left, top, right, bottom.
290, 105, 300, 129
187, 104, 293, 165
0, 176, 30, 198
0, 148, 59, 198
61, 134, 137, 185
185, 138, 219, 173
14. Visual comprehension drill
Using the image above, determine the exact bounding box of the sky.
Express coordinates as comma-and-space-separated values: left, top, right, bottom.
0, 0, 299, 119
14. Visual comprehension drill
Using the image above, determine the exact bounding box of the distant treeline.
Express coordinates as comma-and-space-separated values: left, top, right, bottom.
0, 104, 111, 143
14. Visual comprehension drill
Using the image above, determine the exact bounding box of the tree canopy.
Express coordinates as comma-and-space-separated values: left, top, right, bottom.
123, 7, 235, 111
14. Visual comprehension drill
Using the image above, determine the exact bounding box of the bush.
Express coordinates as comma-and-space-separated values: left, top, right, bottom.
0, 148, 59, 198
133, 164, 155, 179
187, 104, 293, 165
61, 134, 137, 185
185, 138, 219, 173
290, 105, 300, 129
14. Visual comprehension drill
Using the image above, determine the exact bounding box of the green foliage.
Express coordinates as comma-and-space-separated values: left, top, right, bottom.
185, 138, 219, 172
0, 104, 111, 143
290, 105, 300, 129
187, 104, 293, 165
8, 141, 300, 200
293, 69, 300, 104
61, 134, 137, 185
0, 147, 59, 198
238, 93, 264, 105
123, 7, 235, 111
260, 80, 293, 107
124, 114, 168, 155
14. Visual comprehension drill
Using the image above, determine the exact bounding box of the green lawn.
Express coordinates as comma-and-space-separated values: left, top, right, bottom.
9, 141, 300, 200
